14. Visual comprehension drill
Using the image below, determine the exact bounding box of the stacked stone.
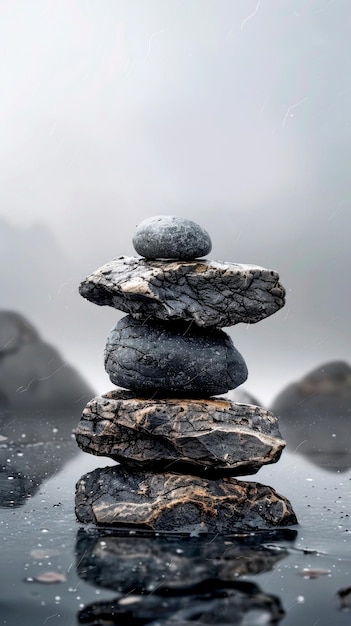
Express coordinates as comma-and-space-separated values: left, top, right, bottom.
75, 216, 297, 532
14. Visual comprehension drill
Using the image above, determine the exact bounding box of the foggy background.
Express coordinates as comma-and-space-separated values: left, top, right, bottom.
1, 0, 350, 405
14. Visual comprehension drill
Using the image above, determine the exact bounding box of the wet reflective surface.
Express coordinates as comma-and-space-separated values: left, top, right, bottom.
1, 409, 351, 625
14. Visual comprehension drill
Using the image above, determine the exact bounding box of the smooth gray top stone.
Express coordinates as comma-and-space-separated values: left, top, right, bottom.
79, 257, 285, 328
133, 215, 212, 260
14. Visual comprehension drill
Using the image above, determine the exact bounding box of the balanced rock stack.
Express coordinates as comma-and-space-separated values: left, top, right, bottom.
75, 216, 297, 532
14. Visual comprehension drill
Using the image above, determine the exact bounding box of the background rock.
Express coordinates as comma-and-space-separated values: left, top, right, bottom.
104, 316, 248, 395
0, 310, 94, 411
271, 361, 351, 471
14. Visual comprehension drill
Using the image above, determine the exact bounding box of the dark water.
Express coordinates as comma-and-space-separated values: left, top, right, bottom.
1, 413, 351, 625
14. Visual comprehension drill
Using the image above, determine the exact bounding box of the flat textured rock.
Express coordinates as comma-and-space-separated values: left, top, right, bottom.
104, 316, 248, 395
79, 256, 286, 327
75, 466, 297, 531
75, 390, 285, 477
133, 215, 212, 260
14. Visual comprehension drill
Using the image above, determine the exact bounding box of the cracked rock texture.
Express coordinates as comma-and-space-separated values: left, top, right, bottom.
104, 316, 248, 395
79, 256, 285, 327
75, 390, 285, 477
75, 465, 297, 531
133, 215, 212, 260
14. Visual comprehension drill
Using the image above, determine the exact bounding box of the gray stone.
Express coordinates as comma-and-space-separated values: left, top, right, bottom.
132, 215, 212, 260
75, 390, 285, 477
104, 316, 248, 395
79, 256, 285, 327
75, 465, 298, 531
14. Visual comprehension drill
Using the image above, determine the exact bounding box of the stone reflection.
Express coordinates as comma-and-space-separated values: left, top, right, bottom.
0, 430, 78, 507
75, 528, 296, 624
0, 310, 94, 507
271, 361, 351, 472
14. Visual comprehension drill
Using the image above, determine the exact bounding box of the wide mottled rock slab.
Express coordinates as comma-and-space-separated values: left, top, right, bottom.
104, 316, 248, 395
133, 215, 212, 260
79, 256, 285, 327
75, 391, 285, 477
75, 465, 297, 531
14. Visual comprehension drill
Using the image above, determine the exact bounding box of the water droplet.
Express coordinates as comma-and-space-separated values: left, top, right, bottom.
297, 596, 305, 604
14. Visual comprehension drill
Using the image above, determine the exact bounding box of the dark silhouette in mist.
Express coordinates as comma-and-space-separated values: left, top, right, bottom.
271, 361, 351, 471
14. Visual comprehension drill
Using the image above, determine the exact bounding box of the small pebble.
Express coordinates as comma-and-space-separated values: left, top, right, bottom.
132, 215, 212, 260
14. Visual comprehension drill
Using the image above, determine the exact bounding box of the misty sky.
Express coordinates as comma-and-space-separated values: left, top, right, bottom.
1, 0, 350, 403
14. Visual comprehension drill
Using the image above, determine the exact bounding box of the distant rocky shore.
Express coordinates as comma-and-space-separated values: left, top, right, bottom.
0, 310, 94, 412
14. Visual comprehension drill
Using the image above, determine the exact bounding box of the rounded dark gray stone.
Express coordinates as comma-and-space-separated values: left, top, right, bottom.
132, 215, 212, 260
104, 315, 248, 395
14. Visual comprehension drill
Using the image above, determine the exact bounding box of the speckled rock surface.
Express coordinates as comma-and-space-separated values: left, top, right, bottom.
79, 256, 285, 327
104, 316, 247, 395
75, 390, 285, 477
75, 466, 298, 531
133, 215, 212, 260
